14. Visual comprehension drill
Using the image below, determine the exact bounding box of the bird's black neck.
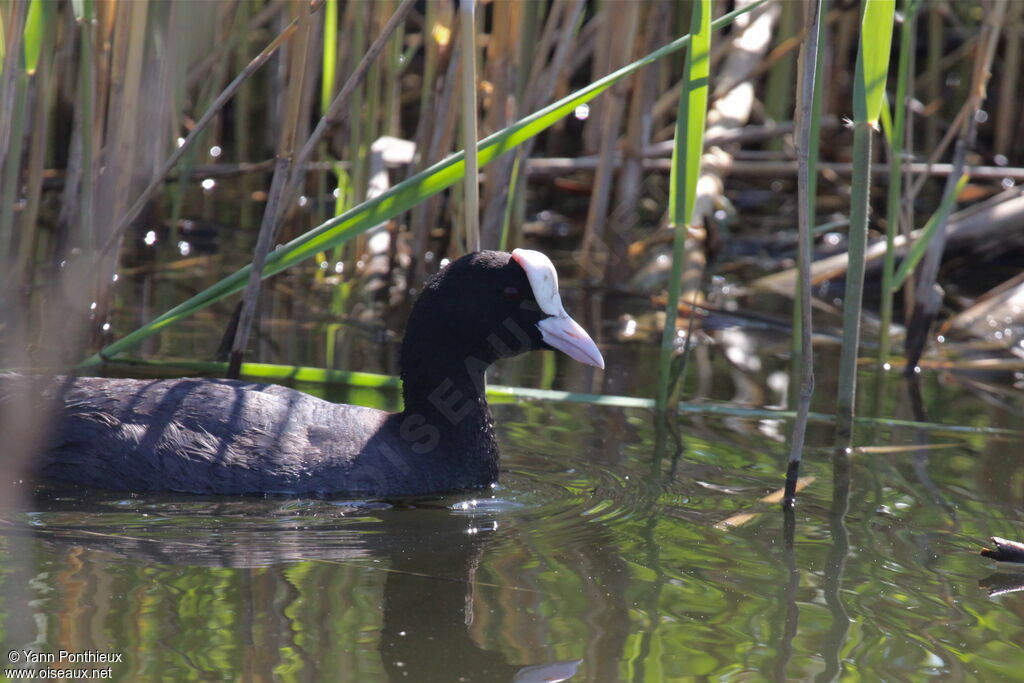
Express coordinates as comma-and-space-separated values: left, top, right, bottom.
401, 356, 489, 426
399, 353, 498, 461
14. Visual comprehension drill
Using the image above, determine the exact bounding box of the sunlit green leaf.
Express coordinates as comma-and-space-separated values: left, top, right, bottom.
854, 0, 895, 125
659, 0, 711, 410
668, 0, 710, 229
23, 0, 44, 75
321, 0, 338, 114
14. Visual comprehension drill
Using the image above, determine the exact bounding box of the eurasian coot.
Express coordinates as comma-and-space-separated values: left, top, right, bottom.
21, 249, 604, 497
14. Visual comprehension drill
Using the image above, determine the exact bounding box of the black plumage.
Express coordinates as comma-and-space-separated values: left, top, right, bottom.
12, 250, 603, 497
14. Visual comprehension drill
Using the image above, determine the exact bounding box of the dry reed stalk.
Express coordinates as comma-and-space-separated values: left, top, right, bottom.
925, 6, 942, 153
994, 0, 1022, 158
410, 1, 459, 284
582, 4, 611, 154
458, 0, 480, 252
229, 1, 316, 378
607, 0, 669, 285
578, 0, 639, 280
17, 22, 56, 292
97, 2, 319, 259
479, 0, 523, 250
0, 0, 27, 173
283, 0, 417, 223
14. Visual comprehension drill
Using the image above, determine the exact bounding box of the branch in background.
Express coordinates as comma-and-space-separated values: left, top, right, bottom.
752, 190, 1024, 297
980, 537, 1024, 564
524, 157, 1024, 181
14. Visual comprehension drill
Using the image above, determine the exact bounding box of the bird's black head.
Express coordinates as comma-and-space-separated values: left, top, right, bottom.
399, 250, 603, 391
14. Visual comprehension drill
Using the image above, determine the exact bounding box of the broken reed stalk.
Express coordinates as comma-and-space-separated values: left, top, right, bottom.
784, 0, 824, 510
460, 0, 480, 252
903, 0, 1007, 373
228, 3, 316, 380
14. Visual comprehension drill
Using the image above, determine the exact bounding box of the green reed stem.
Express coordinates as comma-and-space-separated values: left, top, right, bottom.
791, 0, 830, 406
785, 0, 825, 509
878, 0, 919, 366
837, 0, 894, 436
657, 0, 710, 411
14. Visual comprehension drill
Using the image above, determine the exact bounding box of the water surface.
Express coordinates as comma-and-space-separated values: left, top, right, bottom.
3, 398, 1022, 681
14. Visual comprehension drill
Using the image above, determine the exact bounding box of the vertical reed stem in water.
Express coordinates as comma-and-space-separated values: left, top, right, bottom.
459, 0, 480, 252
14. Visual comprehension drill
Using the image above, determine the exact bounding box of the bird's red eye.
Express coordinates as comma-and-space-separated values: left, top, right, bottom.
503, 286, 522, 302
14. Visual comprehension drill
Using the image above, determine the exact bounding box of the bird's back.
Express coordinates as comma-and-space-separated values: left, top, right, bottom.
18, 376, 388, 495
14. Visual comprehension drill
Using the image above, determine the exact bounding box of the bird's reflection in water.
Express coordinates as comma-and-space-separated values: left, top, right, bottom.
14, 489, 630, 681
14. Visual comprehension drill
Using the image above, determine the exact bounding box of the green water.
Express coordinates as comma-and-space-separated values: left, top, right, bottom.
2, 396, 1022, 681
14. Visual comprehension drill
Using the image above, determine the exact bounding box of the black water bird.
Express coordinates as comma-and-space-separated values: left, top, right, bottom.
15, 250, 604, 497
